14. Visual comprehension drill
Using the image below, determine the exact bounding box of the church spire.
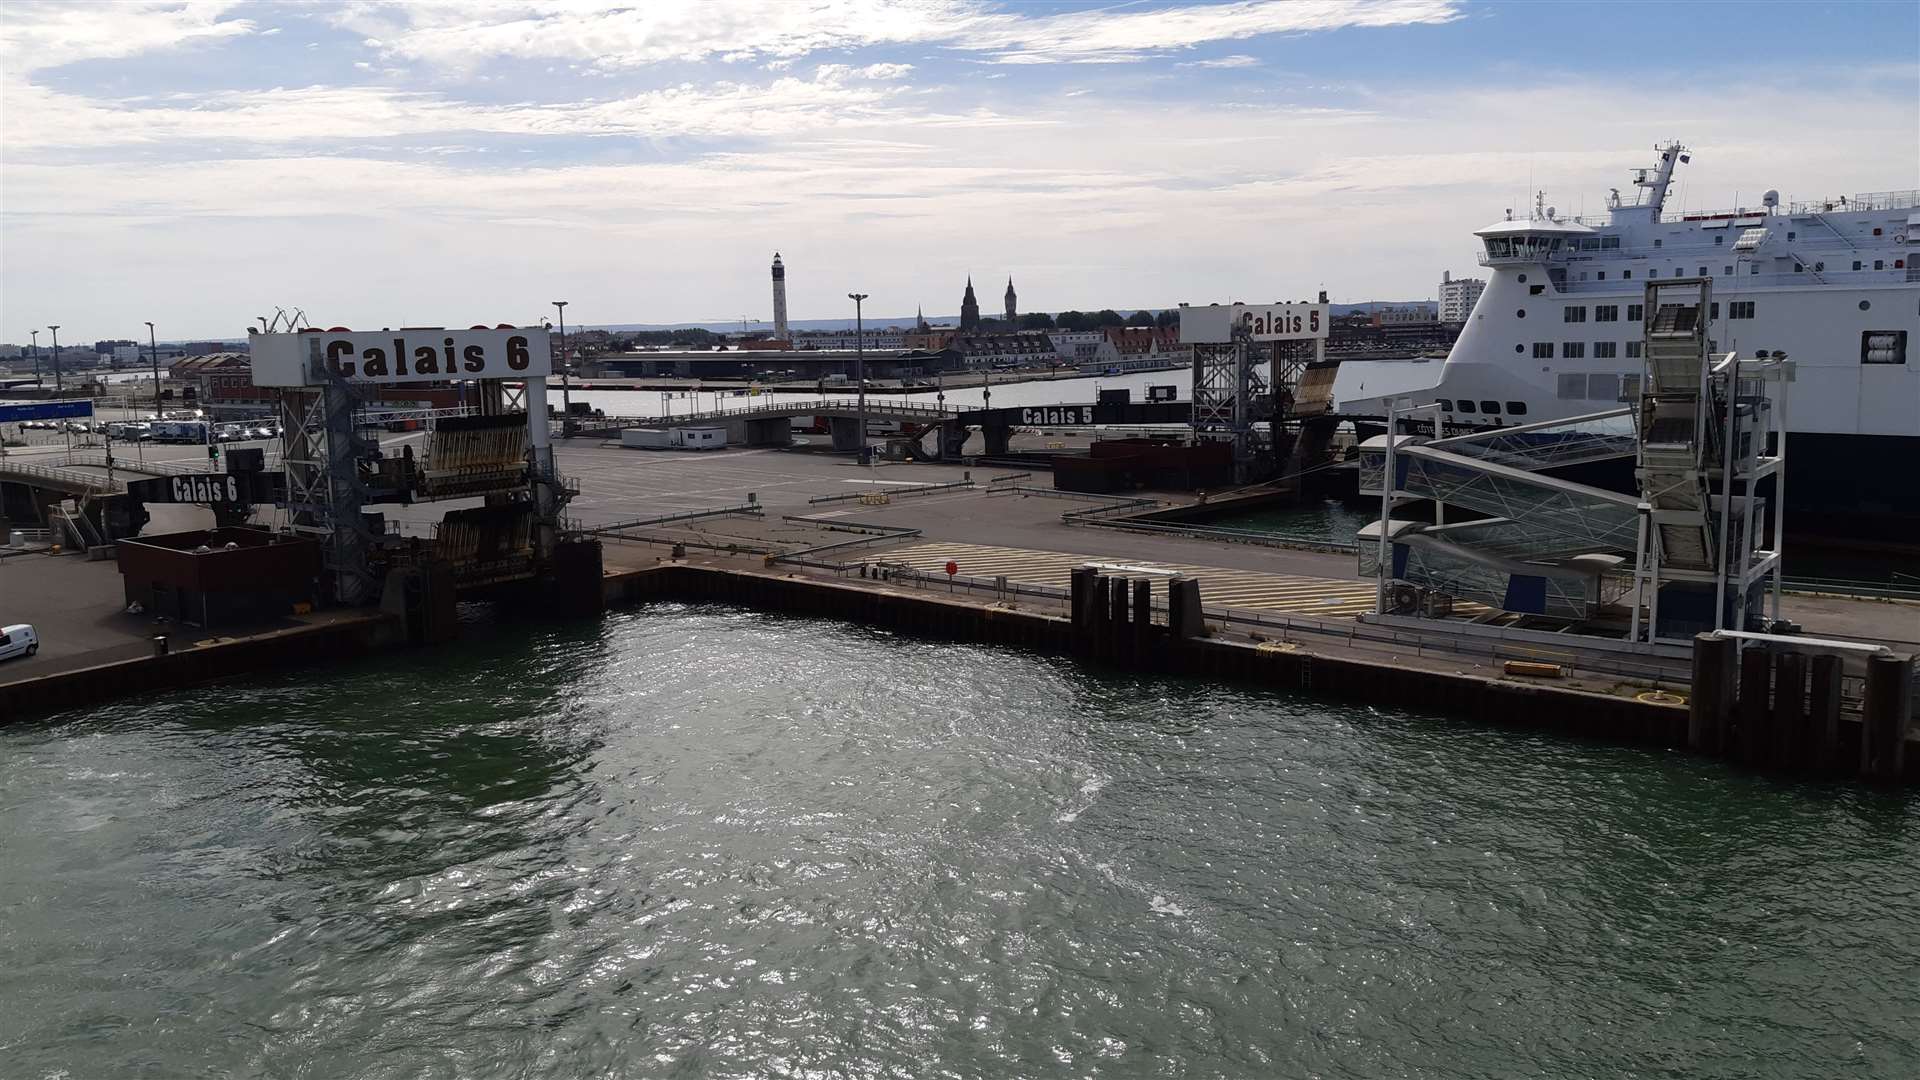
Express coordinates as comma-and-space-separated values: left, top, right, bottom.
1003, 276, 1017, 325
960, 275, 981, 332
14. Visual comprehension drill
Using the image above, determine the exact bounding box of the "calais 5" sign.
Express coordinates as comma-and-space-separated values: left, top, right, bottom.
1178, 302, 1330, 344
250, 327, 554, 387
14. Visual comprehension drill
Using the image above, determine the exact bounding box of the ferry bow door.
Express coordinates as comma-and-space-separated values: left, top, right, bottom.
1857, 330, 1917, 437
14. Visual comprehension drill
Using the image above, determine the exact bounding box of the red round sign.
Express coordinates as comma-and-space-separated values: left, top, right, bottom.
945, 561, 958, 577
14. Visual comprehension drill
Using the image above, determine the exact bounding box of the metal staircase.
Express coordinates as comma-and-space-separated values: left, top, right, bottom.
1355, 278, 1790, 637
1637, 284, 1720, 571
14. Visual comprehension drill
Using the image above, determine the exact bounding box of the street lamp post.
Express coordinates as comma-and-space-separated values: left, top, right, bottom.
552, 300, 571, 436
48, 325, 62, 394
28, 330, 39, 380
847, 292, 869, 462
146, 322, 160, 421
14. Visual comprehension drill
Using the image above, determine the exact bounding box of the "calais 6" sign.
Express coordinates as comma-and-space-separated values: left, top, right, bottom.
250, 327, 553, 387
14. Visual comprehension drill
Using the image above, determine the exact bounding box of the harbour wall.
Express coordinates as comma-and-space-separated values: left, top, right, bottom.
603, 562, 1698, 755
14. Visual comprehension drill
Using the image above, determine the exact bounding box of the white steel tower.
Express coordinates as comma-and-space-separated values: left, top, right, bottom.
770, 252, 790, 340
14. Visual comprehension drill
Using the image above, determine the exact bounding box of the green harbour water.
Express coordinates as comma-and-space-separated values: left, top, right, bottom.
3, 604, 1917, 1078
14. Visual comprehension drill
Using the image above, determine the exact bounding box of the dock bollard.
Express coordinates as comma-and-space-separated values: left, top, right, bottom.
151, 635, 169, 657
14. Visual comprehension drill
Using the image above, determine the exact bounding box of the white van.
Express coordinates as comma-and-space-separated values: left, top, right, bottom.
0, 623, 39, 661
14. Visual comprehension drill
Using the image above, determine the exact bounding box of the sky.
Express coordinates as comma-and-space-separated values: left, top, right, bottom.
2, 0, 1916, 343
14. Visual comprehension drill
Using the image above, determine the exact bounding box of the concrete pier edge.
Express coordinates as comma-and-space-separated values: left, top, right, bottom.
4, 560, 1910, 786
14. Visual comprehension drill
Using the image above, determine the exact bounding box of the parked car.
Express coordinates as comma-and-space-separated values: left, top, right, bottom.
0, 623, 39, 661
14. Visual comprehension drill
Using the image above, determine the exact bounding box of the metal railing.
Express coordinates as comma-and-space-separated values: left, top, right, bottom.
807, 479, 973, 505
847, 561, 1693, 687
1070, 515, 1359, 554
584, 504, 765, 536
0, 459, 125, 493
575, 396, 960, 432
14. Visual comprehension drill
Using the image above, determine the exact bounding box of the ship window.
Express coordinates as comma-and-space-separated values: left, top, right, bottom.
1654, 239, 1663, 248
1595, 305, 1619, 322
1529, 285, 1545, 295
1862, 331, 1907, 364
1597, 271, 1606, 280
1860, 300, 1871, 311
1627, 341, 1643, 359
1563, 306, 1586, 323
1515, 344, 1525, 353
1516, 308, 1526, 318
1788, 231, 1796, 240
1588, 373, 1620, 401
1627, 304, 1643, 320
1873, 227, 1883, 236
1875, 260, 1884, 270
1563, 342, 1585, 358
1794, 263, 1804, 273
1517, 273, 1527, 283
1725, 266, 1733, 275
1854, 261, 1863, 271
1623, 270, 1632, 279
1714, 234, 1724, 245
1557, 374, 1585, 399
1594, 341, 1618, 359
1751, 265, 1760, 274
1533, 342, 1554, 358
1456, 399, 1477, 413
1480, 400, 1501, 414
1579, 273, 1588, 281
1435, 399, 1454, 411
1711, 302, 1720, 319
1603, 237, 1621, 249
1730, 301, 1756, 319
1621, 374, 1642, 399
1698, 267, 1708, 275
1649, 269, 1659, 278
1507, 401, 1528, 416
1581, 238, 1601, 251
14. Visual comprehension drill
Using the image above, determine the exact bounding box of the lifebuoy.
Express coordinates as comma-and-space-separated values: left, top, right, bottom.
1894, 231, 1908, 244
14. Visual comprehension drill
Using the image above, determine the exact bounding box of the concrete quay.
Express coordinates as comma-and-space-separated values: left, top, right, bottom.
3, 443, 1913, 781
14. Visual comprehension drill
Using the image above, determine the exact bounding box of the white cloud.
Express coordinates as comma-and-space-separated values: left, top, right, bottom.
0, 0, 254, 73
959, 0, 1460, 64
1186, 54, 1261, 69
328, 0, 1461, 70
2, 73, 1021, 150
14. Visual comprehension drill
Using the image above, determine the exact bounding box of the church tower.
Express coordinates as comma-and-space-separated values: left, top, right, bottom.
1003, 277, 1017, 324
960, 276, 980, 332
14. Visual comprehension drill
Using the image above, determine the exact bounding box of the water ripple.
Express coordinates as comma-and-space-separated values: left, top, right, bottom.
1, 604, 1916, 1078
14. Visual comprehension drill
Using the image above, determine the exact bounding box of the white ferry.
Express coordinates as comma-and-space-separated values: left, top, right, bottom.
1343, 142, 1919, 534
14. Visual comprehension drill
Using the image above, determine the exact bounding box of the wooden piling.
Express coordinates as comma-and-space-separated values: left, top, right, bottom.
1770, 652, 1807, 773
1689, 633, 1737, 756
1069, 567, 1097, 630
1808, 654, 1843, 775
1861, 654, 1914, 782
1737, 646, 1772, 770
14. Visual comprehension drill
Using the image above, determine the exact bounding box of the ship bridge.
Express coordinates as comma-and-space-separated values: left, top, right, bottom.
1475, 214, 1595, 268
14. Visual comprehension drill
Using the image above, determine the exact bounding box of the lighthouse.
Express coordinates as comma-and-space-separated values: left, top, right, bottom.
770, 252, 790, 341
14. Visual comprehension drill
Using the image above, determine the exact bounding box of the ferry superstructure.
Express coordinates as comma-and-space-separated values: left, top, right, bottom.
1344, 143, 1920, 531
